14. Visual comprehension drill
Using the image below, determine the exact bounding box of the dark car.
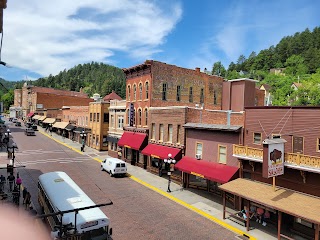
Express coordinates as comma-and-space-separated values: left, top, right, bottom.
15, 122, 22, 127
31, 125, 38, 131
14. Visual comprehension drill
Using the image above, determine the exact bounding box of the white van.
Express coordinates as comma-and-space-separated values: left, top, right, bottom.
101, 157, 127, 177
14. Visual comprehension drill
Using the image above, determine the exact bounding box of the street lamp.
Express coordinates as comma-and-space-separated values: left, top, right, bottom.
163, 153, 176, 193
80, 129, 87, 152
5, 129, 10, 158
7, 142, 18, 175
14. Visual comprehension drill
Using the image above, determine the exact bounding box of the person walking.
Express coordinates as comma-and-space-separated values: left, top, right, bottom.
22, 187, 28, 204
24, 191, 31, 210
0, 174, 5, 192
16, 174, 22, 191
7, 173, 15, 192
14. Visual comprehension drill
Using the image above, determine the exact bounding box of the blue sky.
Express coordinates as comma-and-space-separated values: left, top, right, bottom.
1, 0, 320, 81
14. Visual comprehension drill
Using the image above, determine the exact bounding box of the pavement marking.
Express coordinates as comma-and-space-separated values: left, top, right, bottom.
40, 129, 257, 240
128, 175, 257, 240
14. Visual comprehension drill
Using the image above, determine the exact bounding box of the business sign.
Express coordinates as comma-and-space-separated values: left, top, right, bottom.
36, 104, 43, 109
129, 103, 134, 127
262, 138, 286, 178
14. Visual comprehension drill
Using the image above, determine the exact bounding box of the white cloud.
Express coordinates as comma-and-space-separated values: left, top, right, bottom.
2, 0, 182, 76
192, 0, 320, 66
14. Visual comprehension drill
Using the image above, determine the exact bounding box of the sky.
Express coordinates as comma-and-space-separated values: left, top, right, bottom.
0, 0, 320, 81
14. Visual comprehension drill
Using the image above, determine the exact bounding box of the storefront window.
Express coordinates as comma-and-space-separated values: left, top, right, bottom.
103, 136, 108, 146
151, 157, 160, 168
189, 174, 207, 190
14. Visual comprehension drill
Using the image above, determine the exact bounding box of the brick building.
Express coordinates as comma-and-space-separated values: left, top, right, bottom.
224, 106, 320, 239
14, 82, 92, 119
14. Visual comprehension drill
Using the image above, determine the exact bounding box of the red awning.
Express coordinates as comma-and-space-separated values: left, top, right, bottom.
118, 132, 147, 150
27, 112, 34, 117
175, 156, 239, 184
141, 144, 182, 160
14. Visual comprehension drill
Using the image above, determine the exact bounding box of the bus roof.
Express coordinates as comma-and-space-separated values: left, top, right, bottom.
38, 171, 110, 231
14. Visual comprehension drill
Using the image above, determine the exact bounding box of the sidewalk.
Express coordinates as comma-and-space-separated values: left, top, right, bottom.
39, 127, 279, 240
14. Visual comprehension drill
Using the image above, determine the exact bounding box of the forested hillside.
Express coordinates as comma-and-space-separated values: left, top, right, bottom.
211, 27, 320, 106
34, 62, 126, 98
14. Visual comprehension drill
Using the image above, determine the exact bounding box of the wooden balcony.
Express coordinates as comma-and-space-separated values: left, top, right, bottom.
233, 145, 320, 171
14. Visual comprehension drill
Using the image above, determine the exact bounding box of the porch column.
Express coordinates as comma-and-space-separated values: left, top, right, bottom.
315, 223, 319, 240
246, 200, 250, 231
222, 191, 226, 219
277, 211, 282, 240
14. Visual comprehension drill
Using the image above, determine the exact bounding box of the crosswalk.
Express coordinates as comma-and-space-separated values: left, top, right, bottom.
11, 149, 93, 166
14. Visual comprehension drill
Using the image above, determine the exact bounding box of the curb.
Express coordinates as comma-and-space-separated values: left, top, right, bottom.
39, 129, 257, 240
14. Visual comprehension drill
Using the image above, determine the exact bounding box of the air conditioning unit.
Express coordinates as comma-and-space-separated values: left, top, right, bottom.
195, 154, 202, 160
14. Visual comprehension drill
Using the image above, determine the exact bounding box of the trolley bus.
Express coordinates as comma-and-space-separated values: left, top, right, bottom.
38, 171, 112, 240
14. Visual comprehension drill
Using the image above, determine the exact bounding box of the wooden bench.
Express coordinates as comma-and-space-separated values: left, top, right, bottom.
228, 211, 247, 227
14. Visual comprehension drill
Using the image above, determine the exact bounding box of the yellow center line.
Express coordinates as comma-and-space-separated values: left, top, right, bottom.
40, 130, 257, 239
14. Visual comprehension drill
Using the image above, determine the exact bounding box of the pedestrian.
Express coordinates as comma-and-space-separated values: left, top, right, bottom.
16, 174, 22, 191
7, 172, 15, 192
25, 191, 31, 210
12, 185, 19, 205
22, 187, 28, 204
0, 174, 6, 192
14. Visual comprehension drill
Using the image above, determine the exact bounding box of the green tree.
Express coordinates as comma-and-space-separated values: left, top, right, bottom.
284, 55, 308, 76
211, 61, 226, 76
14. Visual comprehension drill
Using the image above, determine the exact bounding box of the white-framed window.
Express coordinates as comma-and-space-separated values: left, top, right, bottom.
118, 116, 124, 129
196, 142, 203, 155
133, 84, 137, 100
218, 145, 227, 164
253, 132, 262, 144
145, 82, 149, 99
139, 83, 142, 100
111, 115, 115, 127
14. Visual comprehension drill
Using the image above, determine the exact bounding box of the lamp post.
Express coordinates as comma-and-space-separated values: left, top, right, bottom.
163, 153, 176, 193
7, 142, 18, 175
5, 129, 10, 158
80, 129, 87, 152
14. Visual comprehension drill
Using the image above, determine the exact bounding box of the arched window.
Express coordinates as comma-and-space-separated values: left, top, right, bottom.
145, 82, 149, 99
127, 109, 130, 126
145, 108, 148, 125
127, 85, 131, 101
138, 109, 142, 125
139, 83, 142, 100
133, 84, 137, 100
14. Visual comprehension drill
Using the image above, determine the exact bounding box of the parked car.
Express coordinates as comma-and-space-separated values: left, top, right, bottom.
12, 118, 18, 123
101, 157, 127, 177
31, 125, 38, 131
25, 128, 35, 136
15, 122, 22, 127
8, 117, 13, 121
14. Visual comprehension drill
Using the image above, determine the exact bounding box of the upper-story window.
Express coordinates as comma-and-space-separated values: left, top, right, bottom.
97, 113, 100, 123
200, 88, 204, 104
218, 145, 227, 164
118, 116, 124, 129
253, 132, 262, 144
168, 124, 173, 142
138, 109, 142, 125
90, 113, 92, 122
189, 87, 193, 103
213, 90, 217, 105
104, 113, 109, 123
145, 108, 148, 125
133, 84, 137, 101
159, 124, 164, 141
176, 85, 181, 101
177, 124, 181, 143
93, 113, 96, 122
139, 83, 142, 100
162, 83, 167, 101
127, 85, 131, 101
151, 123, 156, 140
145, 82, 149, 99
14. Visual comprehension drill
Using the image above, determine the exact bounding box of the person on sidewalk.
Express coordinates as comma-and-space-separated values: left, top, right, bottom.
16, 174, 22, 191
22, 187, 28, 204
7, 173, 15, 192
0, 174, 5, 192
24, 191, 31, 210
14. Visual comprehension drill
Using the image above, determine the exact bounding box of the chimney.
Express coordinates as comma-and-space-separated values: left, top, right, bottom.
195, 67, 200, 73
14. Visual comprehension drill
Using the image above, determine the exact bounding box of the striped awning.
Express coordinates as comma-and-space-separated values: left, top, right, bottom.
52, 121, 69, 129
32, 115, 41, 120
38, 116, 47, 121
42, 118, 56, 124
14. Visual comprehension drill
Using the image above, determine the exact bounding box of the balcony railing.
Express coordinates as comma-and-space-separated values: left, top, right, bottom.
233, 145, 320, 171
